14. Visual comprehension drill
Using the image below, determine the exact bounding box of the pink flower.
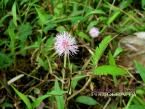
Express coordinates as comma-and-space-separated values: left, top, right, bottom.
54, 32, 78, 56
89, 27, 100, 38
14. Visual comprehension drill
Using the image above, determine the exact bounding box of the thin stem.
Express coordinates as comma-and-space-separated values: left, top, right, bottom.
91, 39, 94, 48
68, 63, 72, 95
96, 0, 103, 8
62, 53, 67, 89
45, 55, 52, 74
113, 75, 117, 87
64, 53, 67, 68
103, 98, 111, 109
125, 95, 135, 109
62, 69, 65, 89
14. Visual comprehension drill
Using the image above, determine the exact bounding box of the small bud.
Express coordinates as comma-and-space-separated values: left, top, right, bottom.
89, 27, 100, 38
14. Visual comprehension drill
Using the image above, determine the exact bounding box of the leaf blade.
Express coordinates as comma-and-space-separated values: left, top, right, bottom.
76, 96, 97, 105
11, 86, 32, 109
134, 61, 145, 83
91, 35, 112, 66
93, 65, 127, 76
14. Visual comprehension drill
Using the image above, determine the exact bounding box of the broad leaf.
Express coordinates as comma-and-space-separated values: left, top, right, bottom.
17, 23, 32, 42
93, 65, 127, 76
0, 53, 13, 69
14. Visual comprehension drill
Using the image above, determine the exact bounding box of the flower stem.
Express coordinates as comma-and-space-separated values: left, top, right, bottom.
64, 53, 67, 68
61, 68, 65, 89
62, 53, 67, 89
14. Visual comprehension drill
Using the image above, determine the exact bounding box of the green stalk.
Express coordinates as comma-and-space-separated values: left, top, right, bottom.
125, 95, 135, 109
62, 53, 67, 89
64, 53, 67, 68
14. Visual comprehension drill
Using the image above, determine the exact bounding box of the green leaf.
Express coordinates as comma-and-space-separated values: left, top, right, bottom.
35, 7, 48, 25
37, 57, 48, 70
3, 0, 9, 6
71, 74, 86, 90
45, 36, 54, 50
142, 0, 145, 9
32, 94, 51, 108
1, 102, 13, 108
43, 23, 56, 33
85, 9, 105, 17
7, 22, 16, 54
107, 10, 120, 25
11, 2, 17, 26
54, 80, 65, 109
119, 0, 133, 9
56, 26, 66, 33
93, 65, 127, 76
128, 104, 145, 109
54, 3, 64, 16
0, 53, 13, 69
76, 96, 97, 105
91, 35, 112, 66
0, 14, 10, 27
107, 0, 133, 25
113, 47, 123, 58
134, 61, 145, 83
134, 96, 145, 106
108, 51, 116, 65
0, 39, 8, 46
32, 88, 66, 108
17, 23, 32, 42
11, 86, 32, 109
108, 51, 118, 85
47, 90, 66, 95
24, 40, 41, 50
87, 21, 98, 32
70, 16, 84, 24
77, 32, 91, 42
136, 88, 145, 95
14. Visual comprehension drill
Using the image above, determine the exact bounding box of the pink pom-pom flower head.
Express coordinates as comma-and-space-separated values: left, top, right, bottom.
54, 32, 78, 56
89, 27, 100, 38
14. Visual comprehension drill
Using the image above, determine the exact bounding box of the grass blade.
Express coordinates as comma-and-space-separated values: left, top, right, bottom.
54, 80, 65, 109
11, 86, 32, 109
76, 96, 98, 105
11, 2, 17, 26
